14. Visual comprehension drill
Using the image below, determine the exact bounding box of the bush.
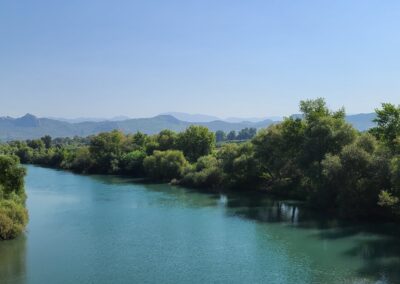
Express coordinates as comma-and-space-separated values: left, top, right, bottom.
143, 150, 188, 181
61, 147, 94, 173
0, 155, 28, 240
176, 126, 215, 162
0, 155, 26, 199
0, 200, 28, 240
181, 155, 223, 189
218, 143, 260, 189
120, 150, 146, 176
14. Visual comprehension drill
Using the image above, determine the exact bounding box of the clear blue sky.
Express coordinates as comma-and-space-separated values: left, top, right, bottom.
1, 0, 399, 118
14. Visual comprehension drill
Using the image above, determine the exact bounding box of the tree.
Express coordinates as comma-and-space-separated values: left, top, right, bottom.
0, 155, 26, 200
300, 97, 335, 122
299, 98, 356, 187
0, 199, 28, 240
378, 156, 400, 217
218, 143, 260, 188
181, 155, 223, 189
215, 130, 226, 143
67, 147, 93, 173
27, 139, 45, 151
156, 130, 177, 150
253, 118, 304, 186
131, 132, 148, 149
227, 130, 237, 141
370, 103, 400, 153
143, 150, 188, 181
120, 150, 146, 176
89, 130, 126, 173
144, 137, 159, 155
237, 128, 257, 140
321, 135, 391, 217
41, 135, 52, 149
15, 144, 33, 163
0, 155, 28, 240
176, 126, 215, 162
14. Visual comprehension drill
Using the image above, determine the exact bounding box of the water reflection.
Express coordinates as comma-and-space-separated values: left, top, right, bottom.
222, 192, 400, 284
5, 167, 400, 284
137, 180, 400, 283
0, 235, 26, 284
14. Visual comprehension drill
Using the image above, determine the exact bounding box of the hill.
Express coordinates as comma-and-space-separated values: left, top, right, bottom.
0, 114, 274, 141
0, 112, 377, 141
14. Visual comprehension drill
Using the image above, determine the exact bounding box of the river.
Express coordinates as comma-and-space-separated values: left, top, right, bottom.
0, 165, 399, 283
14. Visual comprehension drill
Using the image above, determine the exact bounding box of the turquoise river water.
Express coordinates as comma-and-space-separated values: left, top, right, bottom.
1, 165, 400, 284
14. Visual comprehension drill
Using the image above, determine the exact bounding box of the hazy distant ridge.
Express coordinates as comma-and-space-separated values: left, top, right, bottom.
0, 112, 376, 141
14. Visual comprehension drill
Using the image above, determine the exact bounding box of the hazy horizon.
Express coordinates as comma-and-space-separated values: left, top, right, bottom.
1, 109, 376, 122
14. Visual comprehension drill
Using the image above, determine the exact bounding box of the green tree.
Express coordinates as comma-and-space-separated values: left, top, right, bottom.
15, 144, 33, 163
41, 135, 52, 149
215, 130, 227, 143
181, 155, 223, 189
218, 143, 260, 188
237, 128, 257, 140
0, 200, 28, 240
89, 130, 126, 173
27, 139, 45, 151
321, 135, 391, 217
177, 126, 215, 162
143, 150, 188, 181
299, 98, 356, 187
0, 155, 28, 240
120, 150, 146, 176
156, 130, 177, 150
370, 103, 400, 153
227, 130, 236, 141
0, 155, 26, 200
253, 118, 304, 186
67, 147, 94, 173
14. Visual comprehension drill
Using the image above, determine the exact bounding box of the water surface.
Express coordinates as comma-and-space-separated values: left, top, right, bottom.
1, 166, 399, 284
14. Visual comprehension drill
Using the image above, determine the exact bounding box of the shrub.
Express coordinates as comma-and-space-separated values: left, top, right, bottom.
181, 155, 223, 189
176, 126, 215, 162
0, 200, 28, 240
120, 150, 146, 176
143, 150, 188, 181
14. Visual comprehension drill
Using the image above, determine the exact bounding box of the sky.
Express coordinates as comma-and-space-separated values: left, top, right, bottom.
1, 0, 400, 119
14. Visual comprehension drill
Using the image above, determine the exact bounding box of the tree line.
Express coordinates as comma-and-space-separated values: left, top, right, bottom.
1, 98, 400, 230
215, 128, 257, 143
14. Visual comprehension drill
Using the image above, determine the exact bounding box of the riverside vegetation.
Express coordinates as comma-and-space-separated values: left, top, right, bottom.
1, 98, 400, 238
0, 155, 28, 240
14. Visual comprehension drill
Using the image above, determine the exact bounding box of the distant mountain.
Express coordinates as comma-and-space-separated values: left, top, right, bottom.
163, 113, 282, 123
224, 116, 283, 123
346, 113, 377, 131
47, 116, 131, 123
161, 112, 220, 122
0, 112, 377, 141
0, 114, 274, 141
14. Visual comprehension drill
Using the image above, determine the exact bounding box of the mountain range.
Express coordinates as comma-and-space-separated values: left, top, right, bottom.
161, 112, 282, 123
0, 112, 377, 141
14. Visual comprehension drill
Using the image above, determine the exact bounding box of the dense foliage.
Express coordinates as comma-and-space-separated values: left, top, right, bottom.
2, 99, 400, 221
0, 155, 28, 240
216, 128, 257, 143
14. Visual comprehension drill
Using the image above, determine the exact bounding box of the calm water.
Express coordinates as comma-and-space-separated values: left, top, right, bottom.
1, 166, 400, 284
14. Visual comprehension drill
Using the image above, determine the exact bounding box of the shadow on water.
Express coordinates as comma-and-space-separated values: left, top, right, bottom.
342, 230, 400, 282
101, 173, 400, 283
220, 191, 400, 283
88, 174, 148, 185
85, 173, 400, 283
27, 168, 400, 283
0, 235, 26, 284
